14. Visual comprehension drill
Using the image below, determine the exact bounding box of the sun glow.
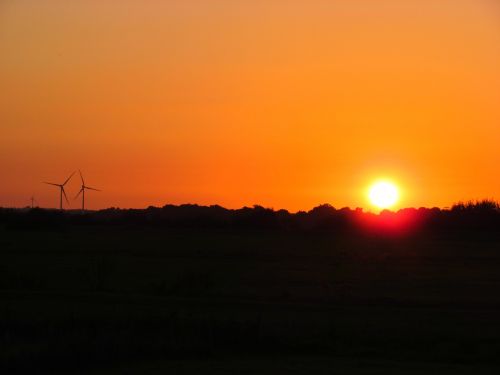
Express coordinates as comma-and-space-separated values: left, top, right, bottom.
368, 181, 399, 209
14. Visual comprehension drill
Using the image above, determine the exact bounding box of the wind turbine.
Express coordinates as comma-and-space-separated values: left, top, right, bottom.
30, 196, 37, 209
43, 171, 75, 210
75, 170, 100, 211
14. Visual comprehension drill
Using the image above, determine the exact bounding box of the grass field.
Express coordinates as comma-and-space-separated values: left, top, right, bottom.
1, 221, 500, 373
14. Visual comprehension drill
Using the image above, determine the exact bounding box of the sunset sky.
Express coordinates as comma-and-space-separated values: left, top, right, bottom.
1, 0, 499, 211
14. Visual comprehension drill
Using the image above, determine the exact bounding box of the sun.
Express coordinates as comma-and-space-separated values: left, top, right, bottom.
368, 181, 399, 209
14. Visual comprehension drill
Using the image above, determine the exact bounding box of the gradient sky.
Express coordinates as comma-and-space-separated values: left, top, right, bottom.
1, 0, 499, 211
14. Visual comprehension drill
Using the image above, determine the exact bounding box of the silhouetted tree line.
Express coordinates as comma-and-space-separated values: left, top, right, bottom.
1, 199, 498, 237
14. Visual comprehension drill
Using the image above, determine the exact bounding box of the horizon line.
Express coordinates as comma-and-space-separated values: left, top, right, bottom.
2, 199, 499, 214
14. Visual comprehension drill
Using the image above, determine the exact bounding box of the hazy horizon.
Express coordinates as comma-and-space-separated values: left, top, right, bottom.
3, 199, 497, 214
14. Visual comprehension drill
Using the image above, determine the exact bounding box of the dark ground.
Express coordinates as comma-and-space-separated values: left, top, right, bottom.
1, 205, 500, 373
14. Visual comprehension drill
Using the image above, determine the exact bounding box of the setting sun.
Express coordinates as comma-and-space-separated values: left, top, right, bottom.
368, 181, 399, 209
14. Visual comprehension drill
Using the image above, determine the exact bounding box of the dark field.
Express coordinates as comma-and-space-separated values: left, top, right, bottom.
1, 205, 500, 373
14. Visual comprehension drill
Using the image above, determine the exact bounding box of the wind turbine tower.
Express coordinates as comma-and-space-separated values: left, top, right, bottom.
43, 172, 75, 210
75, 170, 100, 211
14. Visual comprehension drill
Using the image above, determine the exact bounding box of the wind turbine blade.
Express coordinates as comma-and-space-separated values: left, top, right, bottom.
62, 188, 69, 204
63, 171, 76, 186
85, 186, 101, 192
79, 169, 85, 185
75, 188, 83, 199
43, 182, 61, 187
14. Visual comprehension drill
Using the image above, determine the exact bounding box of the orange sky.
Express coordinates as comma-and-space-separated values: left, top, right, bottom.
1, 0, 499, 211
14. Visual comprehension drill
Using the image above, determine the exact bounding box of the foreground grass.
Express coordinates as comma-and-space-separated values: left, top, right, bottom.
82, 357, 496, 375
1, 225, 500, 373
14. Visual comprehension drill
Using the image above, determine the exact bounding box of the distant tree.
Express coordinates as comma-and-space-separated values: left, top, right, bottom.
451, 199, 500, 212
